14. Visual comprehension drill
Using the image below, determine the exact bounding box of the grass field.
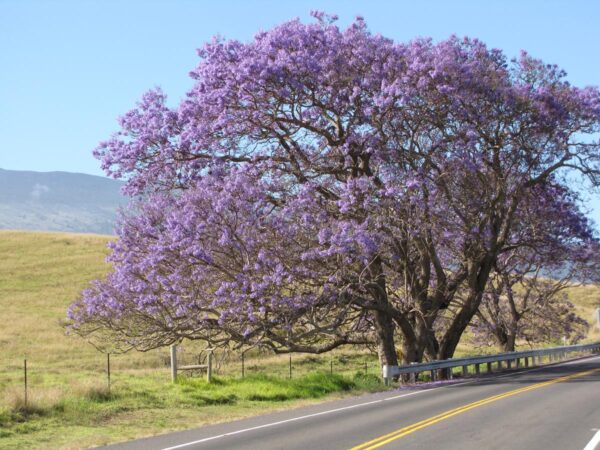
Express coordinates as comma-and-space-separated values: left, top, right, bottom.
0, 230, 598, 449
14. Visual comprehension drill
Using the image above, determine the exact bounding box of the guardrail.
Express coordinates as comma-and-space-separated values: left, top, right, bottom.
382, 341, 600, 385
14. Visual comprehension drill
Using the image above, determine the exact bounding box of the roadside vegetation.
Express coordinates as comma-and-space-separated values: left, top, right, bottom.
1, 231, 598, 449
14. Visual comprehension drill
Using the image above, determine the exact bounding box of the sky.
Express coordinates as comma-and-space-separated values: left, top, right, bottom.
1, 0, 599, 226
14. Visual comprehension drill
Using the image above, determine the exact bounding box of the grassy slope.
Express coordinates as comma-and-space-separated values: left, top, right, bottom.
0, 231, 384, 449
0, 231, 598, 449
565, 283, 600, 341
1, 231, 113, 368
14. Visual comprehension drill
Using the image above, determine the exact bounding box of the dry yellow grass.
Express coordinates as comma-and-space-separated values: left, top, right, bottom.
0, 230, 113, 367
0, 230, 174, 373
565, 283, 600, 341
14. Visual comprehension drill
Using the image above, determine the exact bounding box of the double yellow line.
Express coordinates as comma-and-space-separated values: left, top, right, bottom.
351, 368, 599, 450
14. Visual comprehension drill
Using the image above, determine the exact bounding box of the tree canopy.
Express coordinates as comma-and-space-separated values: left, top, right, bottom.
69, 13, 600, 368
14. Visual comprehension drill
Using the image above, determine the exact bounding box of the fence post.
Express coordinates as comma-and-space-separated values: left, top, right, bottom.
241, 352, 245, 378
170, 345, 178, 382
475, 364, 480, 375
207, 350, 213, 383
107, 353, 111, 394
289, 354, 292, 379
487, 362, 493, 373
462, 365, 468, 377
24, 359, 28, 408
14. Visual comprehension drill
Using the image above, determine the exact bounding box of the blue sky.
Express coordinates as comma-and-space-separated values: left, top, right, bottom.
1, 0, 599, 226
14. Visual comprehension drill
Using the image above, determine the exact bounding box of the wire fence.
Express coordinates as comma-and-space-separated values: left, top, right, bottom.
0, 345, 384, 410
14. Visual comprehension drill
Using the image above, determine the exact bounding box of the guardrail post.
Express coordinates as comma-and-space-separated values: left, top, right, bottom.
487, 362, 493, 373
525, 357, 529, 367
475, 364, 480, 375
507, 359, 512, 369
430, 369, 436, 382
516, 358, 520, 368
462, 365, 468, 377
382, 365, 390, 386
410, 372, 416, 384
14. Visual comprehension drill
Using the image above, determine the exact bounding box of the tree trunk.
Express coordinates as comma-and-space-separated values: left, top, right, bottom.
373, 309, 399, 367
368, 257, 399, 369
417, 319, 439, 362
438, 257, 495, 370
494, 327, 509, 352
502, 334, 516, 352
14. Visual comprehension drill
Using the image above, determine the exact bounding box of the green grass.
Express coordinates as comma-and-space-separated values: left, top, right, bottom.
0, 370, 382, 450
0, 230, 598, 449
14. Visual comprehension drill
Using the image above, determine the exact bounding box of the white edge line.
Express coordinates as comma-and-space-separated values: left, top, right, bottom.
162, 354, 600, 450
160, 385, 461, 450
583, 430, 600, 450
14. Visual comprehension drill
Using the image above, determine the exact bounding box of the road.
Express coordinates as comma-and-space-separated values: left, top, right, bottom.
102, 355, 600, 450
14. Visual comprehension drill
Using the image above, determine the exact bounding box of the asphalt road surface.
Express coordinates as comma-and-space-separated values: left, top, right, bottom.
102, 355, 600, 450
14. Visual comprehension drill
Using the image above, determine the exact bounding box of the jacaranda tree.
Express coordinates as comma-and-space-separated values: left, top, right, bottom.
468, 186, 597, 351
69, 13, 600, 371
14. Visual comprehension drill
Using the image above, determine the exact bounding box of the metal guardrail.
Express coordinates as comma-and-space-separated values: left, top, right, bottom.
383, 341, 600, 384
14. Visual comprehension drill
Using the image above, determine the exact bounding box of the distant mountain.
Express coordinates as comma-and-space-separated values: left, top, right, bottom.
0, 168, 126, 234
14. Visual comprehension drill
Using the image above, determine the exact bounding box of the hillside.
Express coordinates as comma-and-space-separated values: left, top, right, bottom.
0, 168, 126, 234
0, 231, 114, 367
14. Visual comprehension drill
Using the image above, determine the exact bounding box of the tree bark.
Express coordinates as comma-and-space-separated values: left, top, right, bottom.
502, 334, 516, 352
368, 257, 399, 368
373, 309, 399, 366
437, 257, 495, 374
